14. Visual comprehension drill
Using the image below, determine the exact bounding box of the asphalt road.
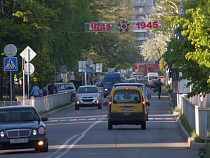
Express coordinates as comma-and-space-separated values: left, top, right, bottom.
0, 86, 199, 158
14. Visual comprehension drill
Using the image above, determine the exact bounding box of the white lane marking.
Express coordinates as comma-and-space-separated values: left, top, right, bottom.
78, 119, 86, 121
49, 120, 58, 122
56, 120, 101, 158
46, 134, 78, 158
87, 153, 113, 155
148, 117, 176, 120
60, 120, 68, 121
68, 119, 77, 121
88, 118, 97, 121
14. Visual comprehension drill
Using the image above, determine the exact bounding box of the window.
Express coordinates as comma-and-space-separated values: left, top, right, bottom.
113, 90, 141, 103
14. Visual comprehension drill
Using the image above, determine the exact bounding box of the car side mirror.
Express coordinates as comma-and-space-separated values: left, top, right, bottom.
146, 102, 150, 106
41, 117, 48, 121
99, 90, 103, 93
147, 94, 151, 100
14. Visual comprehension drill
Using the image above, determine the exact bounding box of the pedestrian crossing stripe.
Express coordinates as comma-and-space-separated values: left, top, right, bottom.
6, 59, 16, 69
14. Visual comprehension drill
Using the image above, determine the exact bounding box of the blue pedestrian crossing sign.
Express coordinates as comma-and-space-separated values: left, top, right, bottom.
4, 57, 18, 71
86, 67, 93, 74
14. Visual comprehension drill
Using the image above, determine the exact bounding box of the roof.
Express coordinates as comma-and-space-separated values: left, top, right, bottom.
113, 83, 144, 88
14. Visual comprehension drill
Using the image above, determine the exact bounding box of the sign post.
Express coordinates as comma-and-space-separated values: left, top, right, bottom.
20, 46, 36, 100
86, 58, 94, 85
4, 44, 18, 106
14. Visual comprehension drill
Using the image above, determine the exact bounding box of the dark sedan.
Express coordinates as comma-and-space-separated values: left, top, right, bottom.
149, 79, 159, 89
0, 105, 48, 152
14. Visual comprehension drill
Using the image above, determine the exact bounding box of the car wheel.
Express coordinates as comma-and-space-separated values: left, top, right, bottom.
35, 142, 48, 152
141, 121, 146, 130
98, 104, 102, 109
108, 121, 112, 130
75, 105, 79, 110
71, 94, 75, 102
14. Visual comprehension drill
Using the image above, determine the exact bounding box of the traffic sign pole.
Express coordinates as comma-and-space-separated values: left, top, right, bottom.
22, 58, 25, 105
28, 49, 30, 99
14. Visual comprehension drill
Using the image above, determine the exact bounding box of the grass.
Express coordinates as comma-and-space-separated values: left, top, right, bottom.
174, 106, 182, 113
179, 114, 210, 143
38, 102, 72, 115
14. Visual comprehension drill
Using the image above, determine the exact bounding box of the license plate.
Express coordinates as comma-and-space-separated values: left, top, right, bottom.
10, 138, 28, 144
120, 106, 133, 111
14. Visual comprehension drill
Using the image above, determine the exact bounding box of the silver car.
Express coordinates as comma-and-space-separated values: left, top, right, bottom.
75, 85, 102, 110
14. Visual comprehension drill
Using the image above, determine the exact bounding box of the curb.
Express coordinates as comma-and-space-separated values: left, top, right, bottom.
165, 86, 210, 149
177, 117, 210, 149
41, 103, 74, 118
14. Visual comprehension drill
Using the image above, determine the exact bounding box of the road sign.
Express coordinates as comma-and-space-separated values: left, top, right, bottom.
78, 61, 86, 72
4, 44, 17, 57
117, 69, 124, 74
24, 63, 35, 75
4, 57, 18, 71
86, 67, 93, 74
96, 63, 102, 72
20, 46, 37, 63
60, 65, 68, 74
86, 58, 94, 66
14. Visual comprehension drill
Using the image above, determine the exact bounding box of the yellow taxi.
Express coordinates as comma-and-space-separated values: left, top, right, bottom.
106, 85, 147, 130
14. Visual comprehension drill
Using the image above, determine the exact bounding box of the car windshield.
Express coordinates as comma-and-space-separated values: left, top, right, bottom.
0, 108, 40, 122
104, 78, 121, 84
113, 90, 140, 103
77, 87, 98, 93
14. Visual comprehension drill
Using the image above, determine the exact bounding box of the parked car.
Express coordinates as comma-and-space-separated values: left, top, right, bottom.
0, 105, 48, 152
149, 79, 159, 89
75, 85, 102, 110
111, 83, 151, 121
46, 82, 76, 102
105, 84, 148, 130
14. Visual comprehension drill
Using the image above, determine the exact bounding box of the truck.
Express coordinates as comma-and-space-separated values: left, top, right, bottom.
147, 72, 159, 86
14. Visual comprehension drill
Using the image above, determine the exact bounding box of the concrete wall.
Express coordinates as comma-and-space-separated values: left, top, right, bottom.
178, 94, 210, 139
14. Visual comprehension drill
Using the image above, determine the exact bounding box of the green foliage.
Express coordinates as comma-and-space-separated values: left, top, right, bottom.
198, 145, 210, 158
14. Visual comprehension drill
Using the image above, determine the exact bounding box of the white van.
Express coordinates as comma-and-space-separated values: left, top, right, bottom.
147, 73, 159, 86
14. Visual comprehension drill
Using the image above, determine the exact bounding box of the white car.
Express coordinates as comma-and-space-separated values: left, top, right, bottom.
75, 85, 102, 110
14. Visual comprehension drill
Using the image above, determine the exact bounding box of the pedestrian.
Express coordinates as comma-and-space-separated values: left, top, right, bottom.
42, 85, 48, 96
48, 82, 57, 94
30, 83, 40, 98
155, 79, 162, 99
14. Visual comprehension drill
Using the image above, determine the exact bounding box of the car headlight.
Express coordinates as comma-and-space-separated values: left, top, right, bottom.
1, 131, 4, 137
95, 96, 98, 98
33, 129, 37, 135
38, 127, 45, 135
77, 96, 81, 99
105, 88, 108, 91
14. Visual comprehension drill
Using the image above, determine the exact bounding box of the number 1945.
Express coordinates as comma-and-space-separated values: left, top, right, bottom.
136, 21, 158, 29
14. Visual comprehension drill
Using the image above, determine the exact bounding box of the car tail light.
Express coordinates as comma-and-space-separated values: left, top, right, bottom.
142, 97, 145, 116
108, 97, 112, 115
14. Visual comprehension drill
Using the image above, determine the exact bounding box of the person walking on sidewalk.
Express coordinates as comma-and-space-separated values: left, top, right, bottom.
30, 83, 40, 98
155, 79, 162, 99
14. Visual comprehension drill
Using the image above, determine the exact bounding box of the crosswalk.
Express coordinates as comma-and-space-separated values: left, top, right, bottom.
46, 117, 176, 123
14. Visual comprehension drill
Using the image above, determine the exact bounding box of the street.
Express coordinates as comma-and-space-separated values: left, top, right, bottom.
0, 86, 199, 158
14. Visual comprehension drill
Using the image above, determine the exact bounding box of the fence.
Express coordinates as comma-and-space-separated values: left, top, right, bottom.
177, 93, 210, 139
0, 91, 73, 112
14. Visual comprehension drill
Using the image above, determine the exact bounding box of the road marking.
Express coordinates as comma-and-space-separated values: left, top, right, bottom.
87, 153, 112, 155
46, 134, 78, 158
78, 119, 86, 121
60, 120, 68, 121
55, 120, 101, 158
88, 118, 97, 120
68, 119, 78, 121
148, 117, 176, 120
49, 120, 58, 122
